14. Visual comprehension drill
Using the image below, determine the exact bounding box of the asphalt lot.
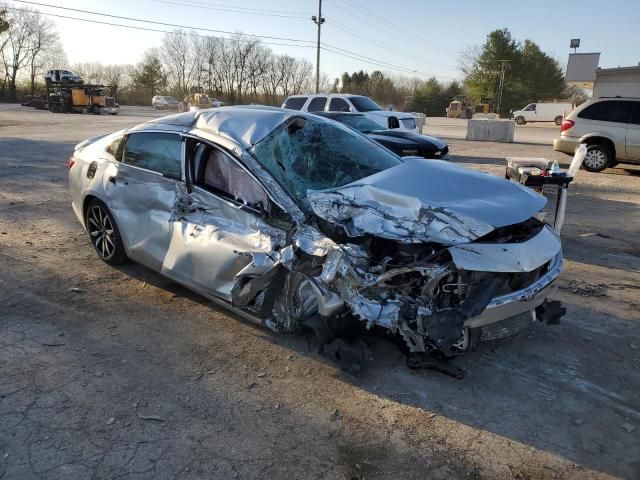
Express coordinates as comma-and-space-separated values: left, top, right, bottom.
1, 104, 639, 480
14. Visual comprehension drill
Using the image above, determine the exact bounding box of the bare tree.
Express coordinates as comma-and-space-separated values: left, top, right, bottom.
1, 8, 37, 99
102, 64, 128, 96
26, 13, 58, 94
73, 62, 105, 84
162, 29, 196, 96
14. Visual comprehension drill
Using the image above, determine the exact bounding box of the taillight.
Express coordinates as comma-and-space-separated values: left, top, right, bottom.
67, 157, 76, 169
560, 119, 574, 132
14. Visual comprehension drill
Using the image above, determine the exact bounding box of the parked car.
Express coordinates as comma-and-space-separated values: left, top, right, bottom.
44, 69, 82, 85
553, 97, 640, 172
102, 97, 120, 115
282, 93, 419, 133
68, 106, 564, 358
152, 95, 180, 110
315, 111, 449, 159
512, 102, 575, 126
210, 97, 225, 108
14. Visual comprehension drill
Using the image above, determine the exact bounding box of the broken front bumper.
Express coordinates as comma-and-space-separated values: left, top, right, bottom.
463, 252, 563, 343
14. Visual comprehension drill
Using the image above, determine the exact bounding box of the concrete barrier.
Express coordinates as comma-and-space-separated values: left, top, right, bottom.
466, 118, 515, 143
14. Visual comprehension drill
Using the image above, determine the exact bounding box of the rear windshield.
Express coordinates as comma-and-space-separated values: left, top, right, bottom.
283, 97, 307, 110
348, 96, 382, 112
251, 116, 401, 205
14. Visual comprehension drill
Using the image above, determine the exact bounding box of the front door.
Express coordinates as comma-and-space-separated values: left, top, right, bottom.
626, 102, 640, 161
161, 139, 289, 301
105, 131, 185, 271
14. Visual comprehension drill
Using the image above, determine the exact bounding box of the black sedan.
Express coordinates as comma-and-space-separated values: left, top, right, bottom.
315, 112, 449, 159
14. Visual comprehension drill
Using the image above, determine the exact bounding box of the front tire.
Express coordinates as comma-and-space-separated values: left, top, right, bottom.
555, 116, 563, 126
85, 199, 127, 265
515, 116, 526, 125
582, 144, 612, 172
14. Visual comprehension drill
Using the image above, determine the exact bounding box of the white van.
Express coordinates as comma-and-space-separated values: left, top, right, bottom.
512, 102, 575, 126
281, 94, 419, 133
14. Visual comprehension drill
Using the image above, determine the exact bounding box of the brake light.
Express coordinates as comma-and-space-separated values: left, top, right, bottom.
560, 119, 574, 132
67, 157, 76, 169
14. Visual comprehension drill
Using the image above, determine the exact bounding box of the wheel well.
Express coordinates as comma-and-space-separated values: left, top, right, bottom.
82, 194, 98, 221
582, 137, 616, 158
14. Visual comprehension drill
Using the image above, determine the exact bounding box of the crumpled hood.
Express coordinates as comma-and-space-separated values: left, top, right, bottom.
307, 157, 547, 245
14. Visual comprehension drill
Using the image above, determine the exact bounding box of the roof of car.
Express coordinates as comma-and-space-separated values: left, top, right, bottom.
138, 105, 302, 149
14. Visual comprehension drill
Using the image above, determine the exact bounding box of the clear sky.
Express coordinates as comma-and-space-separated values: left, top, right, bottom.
9, 0, 640, 82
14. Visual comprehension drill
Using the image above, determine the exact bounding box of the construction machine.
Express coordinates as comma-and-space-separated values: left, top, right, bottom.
178, 92, 212, 112
446, 96, 474, 119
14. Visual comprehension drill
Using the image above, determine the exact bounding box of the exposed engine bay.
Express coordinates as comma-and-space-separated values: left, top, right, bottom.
231, 217, 562, 357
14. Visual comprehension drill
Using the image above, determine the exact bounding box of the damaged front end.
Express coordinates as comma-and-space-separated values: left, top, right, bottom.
230, 157, 564, 356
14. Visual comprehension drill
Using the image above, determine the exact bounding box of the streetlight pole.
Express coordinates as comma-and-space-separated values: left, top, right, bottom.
312, 0, 324, 93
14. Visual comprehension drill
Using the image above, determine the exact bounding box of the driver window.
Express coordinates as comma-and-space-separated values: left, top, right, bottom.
191, 142, 270, 213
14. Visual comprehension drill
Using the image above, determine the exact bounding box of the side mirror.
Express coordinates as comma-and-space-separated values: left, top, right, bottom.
341, 107, 351, 112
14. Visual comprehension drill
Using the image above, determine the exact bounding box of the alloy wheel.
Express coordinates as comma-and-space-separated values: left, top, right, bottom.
584, 149, 607, 170
88, 205, 115, 259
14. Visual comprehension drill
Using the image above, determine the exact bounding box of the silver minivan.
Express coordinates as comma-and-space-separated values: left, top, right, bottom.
553, 97, 640, 172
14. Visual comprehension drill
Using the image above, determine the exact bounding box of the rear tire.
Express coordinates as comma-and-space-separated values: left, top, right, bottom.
582, 144, 612, 172
85, 199, 128, 265
554, 116, 563, 126
515, 116, 526, 125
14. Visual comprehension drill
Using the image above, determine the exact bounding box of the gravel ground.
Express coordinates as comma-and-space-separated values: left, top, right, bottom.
1, 105, 639, 480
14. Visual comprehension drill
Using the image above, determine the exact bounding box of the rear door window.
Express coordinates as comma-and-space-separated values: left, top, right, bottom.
307, 97, 327, 112
577, 101, 631, 123
122, 132, 182, 179
283, 97, 307, 110
328, 98, 351, 112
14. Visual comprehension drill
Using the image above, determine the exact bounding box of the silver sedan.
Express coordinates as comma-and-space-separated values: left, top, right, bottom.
68, 106, 564, 356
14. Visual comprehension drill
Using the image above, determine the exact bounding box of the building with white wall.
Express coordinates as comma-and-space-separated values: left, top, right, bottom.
565, 53, 640, 97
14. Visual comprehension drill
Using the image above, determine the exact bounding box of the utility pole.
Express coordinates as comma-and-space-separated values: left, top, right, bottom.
496, 59, 509, 116
311, 0, 325, 93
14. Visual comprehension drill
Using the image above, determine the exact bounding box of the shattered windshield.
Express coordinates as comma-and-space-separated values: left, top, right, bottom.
251, 116, 401, 204
335, 114, 387, 133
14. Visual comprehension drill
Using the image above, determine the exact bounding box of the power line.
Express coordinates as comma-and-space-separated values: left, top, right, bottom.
150, 0, 310, 19
3, 6, 316, 50
325, 18, 458, 72
8, 1, 459, 82
325, 0, 458, 58
344, 0, 458, 55
321, 44, 457, 81
10, 1, 316, 43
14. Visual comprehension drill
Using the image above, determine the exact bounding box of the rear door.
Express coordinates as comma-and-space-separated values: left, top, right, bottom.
626, 102, 640, 161
161, 138, 290, 300
104, 131, 186, 271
